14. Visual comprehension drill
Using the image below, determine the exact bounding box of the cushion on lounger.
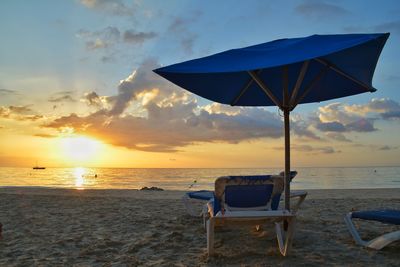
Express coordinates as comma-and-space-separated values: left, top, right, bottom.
352, 210, 400, 225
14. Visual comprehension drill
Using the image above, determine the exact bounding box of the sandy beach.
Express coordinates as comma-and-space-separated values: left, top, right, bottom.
0, 188, 399, 266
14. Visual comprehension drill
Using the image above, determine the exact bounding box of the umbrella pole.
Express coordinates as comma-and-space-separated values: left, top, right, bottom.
284, 108, 290, 211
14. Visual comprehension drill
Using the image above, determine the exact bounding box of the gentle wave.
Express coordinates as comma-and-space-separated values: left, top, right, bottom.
0, 166, 399, 190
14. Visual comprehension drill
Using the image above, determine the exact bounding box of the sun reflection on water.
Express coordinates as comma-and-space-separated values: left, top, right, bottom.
74, 167, 86, 189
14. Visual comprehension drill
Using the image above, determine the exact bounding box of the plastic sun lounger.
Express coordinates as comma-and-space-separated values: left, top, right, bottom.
182, 171, 304, 217
182, 190, 214, 216
204, 175, 303, 256
344, 209, 400, 250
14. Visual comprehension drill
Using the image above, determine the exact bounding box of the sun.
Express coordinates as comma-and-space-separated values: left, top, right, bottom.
60, 136, 101, 162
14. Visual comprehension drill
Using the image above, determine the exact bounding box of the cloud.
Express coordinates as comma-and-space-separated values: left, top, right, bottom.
8, 105, 33, 114
77, 27, 157, 58
0, 107, 9, 118
82, 91, 102, 106
345, 98, 400, 120
314, 103, 377, 133
315, 121, 346, 132
79, 0, 133, 16
273, 144, 339, 154
0, 105, 43, 121
48, 95, 76, 103
295, 0, 349, 19
0, 106, 43, 121
33, 133, 58, 138
123, 30, 157, 44
167, 13, 201, 55
378, 145, 398, 151
325, 132, 352, 142
77, 27, 121, 50
373, 20, 400, 34
292, 120, 321, 140
43, 59, 290, 152
0, 89, 18, 95
48, 91, 77, 103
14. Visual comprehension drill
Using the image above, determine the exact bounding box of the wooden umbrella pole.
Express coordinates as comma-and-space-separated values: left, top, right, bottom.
284, 108, 291, 211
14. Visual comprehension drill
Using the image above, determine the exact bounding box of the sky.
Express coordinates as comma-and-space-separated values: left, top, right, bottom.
0, 0, 400, 168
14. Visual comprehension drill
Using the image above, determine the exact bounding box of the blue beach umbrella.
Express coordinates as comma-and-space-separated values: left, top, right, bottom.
154, 33, 389, 210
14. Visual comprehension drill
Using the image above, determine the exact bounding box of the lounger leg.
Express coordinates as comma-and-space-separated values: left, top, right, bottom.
292, 194, 307, 212
344, 213, 366, 246
275, 222, 284, 254
275, 218, 296, 256
284, 217, 296, 255
344, 213, 400, 250
207, 218, 215, 256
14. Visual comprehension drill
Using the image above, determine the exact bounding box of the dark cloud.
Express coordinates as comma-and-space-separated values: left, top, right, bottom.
315, 118, 376, 133
294, 0, 349, 19
315, 121, 346, 132
78, 27, 157, 50
0, 105, 43, 121
77, 27, 121, 50
346, 119, 376, 132
378, 145, 398, 151
373, 20, 400, 34
123, 30, 157, 44
33, 133, 57, 138
8, 105, 33, 114
0, 107, 9, 118
101, 55, 115, 63
325, 132, 352, 142
82, 91, 102, 106
292, 120, 321, 140
342, 25, 366, 33
48, 95, 76, 103
167, 13, 201, 55
273, 144, 338, 154
0, 89, 18, 95
384, 74, 400, 82
79, 0, 133, 16
381, 111, 400, 119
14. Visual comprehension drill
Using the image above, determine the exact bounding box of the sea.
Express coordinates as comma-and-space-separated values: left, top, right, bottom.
0, 166, 400, 191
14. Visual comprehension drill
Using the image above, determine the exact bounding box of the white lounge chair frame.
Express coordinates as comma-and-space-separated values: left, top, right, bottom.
182, 194, 208, 217
207, 210, 296, 256
205, 191, 307, 256
344, 212, 400, 250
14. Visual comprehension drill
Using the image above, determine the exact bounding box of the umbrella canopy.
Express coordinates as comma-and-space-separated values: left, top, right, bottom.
153, 33, 389, 210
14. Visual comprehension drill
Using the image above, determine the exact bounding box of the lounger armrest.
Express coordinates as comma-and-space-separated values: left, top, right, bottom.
289, 190, 307, 212
214, 209, 295, 218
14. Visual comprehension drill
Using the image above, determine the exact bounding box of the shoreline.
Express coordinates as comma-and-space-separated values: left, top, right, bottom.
1, 187, 400, 199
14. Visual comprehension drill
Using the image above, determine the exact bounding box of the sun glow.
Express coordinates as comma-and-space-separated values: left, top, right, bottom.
74, 167, 86, 188
60, 136, 101, 163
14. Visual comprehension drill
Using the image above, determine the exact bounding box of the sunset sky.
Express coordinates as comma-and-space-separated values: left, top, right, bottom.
1, 0, 400, 168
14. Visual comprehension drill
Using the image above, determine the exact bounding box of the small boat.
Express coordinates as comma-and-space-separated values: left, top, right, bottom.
33, 166, 46, 170
33, 160, 46, 170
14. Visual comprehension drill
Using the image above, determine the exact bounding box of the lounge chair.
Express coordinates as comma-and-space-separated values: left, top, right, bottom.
344, 209, 400, 250
205, 174, 305, 256
182, 171, 302, 217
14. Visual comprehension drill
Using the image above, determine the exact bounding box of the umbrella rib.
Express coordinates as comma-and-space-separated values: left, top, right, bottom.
291, 64, 330, 110
315, 58, 376, 93
230, 70, 262, 106
289, 60, 310, 108
248, 70, 282, 108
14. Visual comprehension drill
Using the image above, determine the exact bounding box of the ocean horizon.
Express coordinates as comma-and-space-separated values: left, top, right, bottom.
1, 166, 399, 191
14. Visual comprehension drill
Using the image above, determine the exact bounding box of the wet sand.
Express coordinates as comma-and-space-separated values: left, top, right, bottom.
0, 188, 399, 266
